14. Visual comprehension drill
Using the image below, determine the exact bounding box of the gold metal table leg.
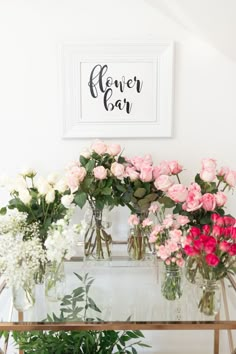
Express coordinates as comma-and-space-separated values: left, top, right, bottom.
18, 312, 24, 354
221, 280, 234, 353
214, 312, 220, 354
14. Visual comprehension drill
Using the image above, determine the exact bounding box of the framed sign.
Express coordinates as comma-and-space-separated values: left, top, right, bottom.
61, 41, 174, 138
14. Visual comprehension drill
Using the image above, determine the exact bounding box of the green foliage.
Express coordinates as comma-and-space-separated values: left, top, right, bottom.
9, 273, 150, 354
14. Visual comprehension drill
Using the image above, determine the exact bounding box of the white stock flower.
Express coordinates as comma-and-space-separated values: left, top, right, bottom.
45, 188, 55, 204
18, 189, 32, 204
61, 194, 74, 208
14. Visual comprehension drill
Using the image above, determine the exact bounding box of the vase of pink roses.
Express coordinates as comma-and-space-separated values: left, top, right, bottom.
66, 140, 128, 260
163, 158, 236, 283
184, 215, 236, 315
124, 156, 184, 260
149, 211, 190, 300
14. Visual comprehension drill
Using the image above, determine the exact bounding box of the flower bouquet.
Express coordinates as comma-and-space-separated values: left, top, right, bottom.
124, 157, 183, 260
184, 215, 236, 315
66, 140, 128, 260
149, 211, 190, 300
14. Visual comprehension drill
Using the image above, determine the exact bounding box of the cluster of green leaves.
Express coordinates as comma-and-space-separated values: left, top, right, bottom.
6, 273, 150, 354
125, 178, 163, 214
75, 152, 129, 211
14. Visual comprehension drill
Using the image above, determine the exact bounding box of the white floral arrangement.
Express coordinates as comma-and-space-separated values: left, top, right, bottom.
0, 234, 46, 289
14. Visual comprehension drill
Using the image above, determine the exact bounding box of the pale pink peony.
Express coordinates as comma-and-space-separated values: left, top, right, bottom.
166, 240, 179, 253
91, 140, 107, 155
154, 175, 173, 192
167, 184, 188, 203
128, 214, 140, 226
215, 191, 227, 207
93, 166, 107, 180
163, 214, 174, 228
149, 234, 157, 243
107, 143, 121, 156
148, 203, 159, 214
111, 162, 125, 179
201, 193, 216, 211
151, 224, 163, 236
156, 245, 170, 260
140, 166, 153, 182
169, 229, 182, 243
168, 160, 183, 175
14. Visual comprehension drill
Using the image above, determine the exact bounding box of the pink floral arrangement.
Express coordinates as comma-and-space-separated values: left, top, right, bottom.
165, 158, 236, 225
184, 214, 236, 280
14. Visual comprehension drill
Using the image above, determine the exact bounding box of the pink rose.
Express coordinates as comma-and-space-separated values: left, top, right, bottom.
66, 166, 86, 193
153, 161, 171, 179
140, 166, 153, 182
154, 175, 173, 192
167, 184, 188, 203
224, 170, 236, 187
188, 182, 201, 193
168, 160, 183, 175
201, 158, 217, 170
93, 166, 107, 180
201, 193, 216, 211
149, 234, 157, 243
205, 253, 220, 267
218, 166, 229, 177
107, 143, 121, 156
130, 156, 144, 171
182, 190, 202, 212
169, 229, 182, 242
219, 241, 230, 252
111, 162, 125, 179
151, 224, 162, 236
91, 140, 107, 155
128, 214, 140, 226
143, 154, 153, 166
176, 258, 184, 267
176, 215, 190, 226
200, 169, 216, 182
142, 218, 153, 227
163, 214, 174, 228
125, 166, 139, 181
156, 245, 170, 260
215, 191, 227, 207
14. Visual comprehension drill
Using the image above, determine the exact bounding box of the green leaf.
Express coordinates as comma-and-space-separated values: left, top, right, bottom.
101, 187, 112, 196
159, 196, 175, 208
80, 155, 88, 166
0, 207, 7, 215
74, 192, 87, 209
133, 188, 146, 198
86, 159, 96, 172
73, 287, 84, 297
88, 297, 101, 313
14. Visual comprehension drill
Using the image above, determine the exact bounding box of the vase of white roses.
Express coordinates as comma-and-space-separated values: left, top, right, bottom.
66, 140, 128, 260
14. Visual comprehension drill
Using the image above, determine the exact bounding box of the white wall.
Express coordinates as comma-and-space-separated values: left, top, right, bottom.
0, 0, 236, 353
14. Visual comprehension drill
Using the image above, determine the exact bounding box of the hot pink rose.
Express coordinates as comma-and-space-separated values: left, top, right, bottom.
201, 193, 216, 211
184, 245, 199, 256
91, 140, 107, 155
215, 191, 227, 207
211, 213, 220, 223
140, 166, 153, 182
167, 184, 188, 203
168, 160, 183, 175
154, 175, 173, 192
125, 166, 139, 181
111, 162, 125, 179
107, 143, 121, 156
93, 166, 107, 180
182, 190, 202, 212
153, 161, 171, 179
176, 215, 190, 226
202, 225, 211, 235
200, 169, 216, 182
205, 253, 220, 267
229, 244, 236, 256
224, 216, 236, 226
128, 214, 140, 226
224, 170, 236, 187
201, 158, 217, 170
219, 241, 230, 252
204, 237, 216, 254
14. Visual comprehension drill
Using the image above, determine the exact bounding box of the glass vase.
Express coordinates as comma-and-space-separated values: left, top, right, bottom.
84, 204, 112, 260
196, 279, 221, 316
45, 261, 66, 302
161, 264, 183, 301
184, 257, 201, 284
127, 227, 152, 260
12, 283, 35, 311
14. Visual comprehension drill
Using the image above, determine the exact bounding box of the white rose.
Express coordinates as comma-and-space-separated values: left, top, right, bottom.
18, 189, 32, 204
13, 176, 27, 192
54, 178, 69, 193
36, 177, 51, 195
47, 173, 58, 185
45, 188, 55, 204
21, 168, 36, 178
61, 194, 74, 208
80, 148, 91, 159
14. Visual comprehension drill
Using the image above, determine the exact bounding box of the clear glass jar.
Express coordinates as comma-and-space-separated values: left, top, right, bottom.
161, 264, 183, 301
196, 279, 221, 316
84, 204, 112, 260
45, 261, 65, 302
12, 283, 35, 311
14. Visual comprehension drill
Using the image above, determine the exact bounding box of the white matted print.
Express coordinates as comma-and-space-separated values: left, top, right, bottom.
61, 42, 174, 138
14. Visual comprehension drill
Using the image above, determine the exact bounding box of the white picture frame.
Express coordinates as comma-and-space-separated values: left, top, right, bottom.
61, 41, 174, 138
